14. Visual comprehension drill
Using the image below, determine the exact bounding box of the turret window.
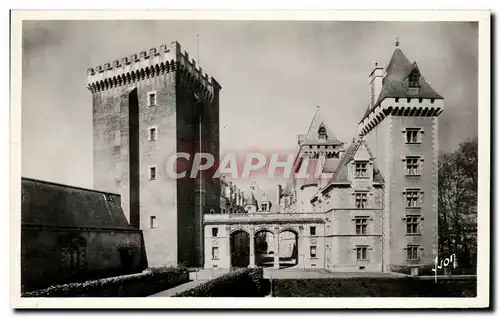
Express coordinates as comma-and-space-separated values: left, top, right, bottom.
408, 70, 420, 88
406, 216, 420, 234
404, 128, 422, 144
403, 156, 422, 176
318, 126, 327, 140
405, 189, 422, 208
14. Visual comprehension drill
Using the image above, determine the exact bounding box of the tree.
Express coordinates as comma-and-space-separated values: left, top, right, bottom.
438, 137, 478, 274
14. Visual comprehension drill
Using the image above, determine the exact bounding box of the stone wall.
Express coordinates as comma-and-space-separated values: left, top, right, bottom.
21, 226, 146, 292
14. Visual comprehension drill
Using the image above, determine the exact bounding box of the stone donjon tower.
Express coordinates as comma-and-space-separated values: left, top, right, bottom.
358, 42, 443, 274
87, 41, 221, 267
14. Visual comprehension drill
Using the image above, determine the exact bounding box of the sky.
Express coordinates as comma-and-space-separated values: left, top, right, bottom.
21, 20, 478, 192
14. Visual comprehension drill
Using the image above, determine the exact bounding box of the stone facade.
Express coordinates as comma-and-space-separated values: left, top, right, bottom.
89, 41, 221, 267
203, 43, 442, 275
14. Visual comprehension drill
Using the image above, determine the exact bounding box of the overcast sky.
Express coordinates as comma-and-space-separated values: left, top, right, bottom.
21, 20, 478, 191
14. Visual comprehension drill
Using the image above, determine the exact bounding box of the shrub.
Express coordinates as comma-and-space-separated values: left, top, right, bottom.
174, 267, 264, 297
272, 277, 477, 297
22, 267, 189, 297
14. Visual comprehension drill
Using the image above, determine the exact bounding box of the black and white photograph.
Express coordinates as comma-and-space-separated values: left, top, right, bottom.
10, 10, 490, 309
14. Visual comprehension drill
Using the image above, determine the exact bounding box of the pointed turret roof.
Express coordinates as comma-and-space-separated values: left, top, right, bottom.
302, 107, 341, 144
360, 46, 443, 123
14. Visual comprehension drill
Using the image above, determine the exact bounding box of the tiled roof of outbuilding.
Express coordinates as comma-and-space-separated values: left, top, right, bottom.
21, 178, 132, 229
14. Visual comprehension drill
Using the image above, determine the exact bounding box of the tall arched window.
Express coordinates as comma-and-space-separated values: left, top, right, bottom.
318, 126, 327, 140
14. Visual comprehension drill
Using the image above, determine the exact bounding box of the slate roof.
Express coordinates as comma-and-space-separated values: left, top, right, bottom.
302, 107, 342, 145
360, 47, 443, 123
21, 178, 132, 229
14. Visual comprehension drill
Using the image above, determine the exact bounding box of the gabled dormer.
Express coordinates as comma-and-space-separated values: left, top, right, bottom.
349, 140, 374, 184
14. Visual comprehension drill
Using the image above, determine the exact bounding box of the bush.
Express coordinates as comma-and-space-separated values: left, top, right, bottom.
22, 267, 189, 297
174, 267, 265, 297
272, 277, 477, 297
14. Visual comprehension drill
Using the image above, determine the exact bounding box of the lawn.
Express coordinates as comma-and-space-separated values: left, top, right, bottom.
272, 278, 476, 297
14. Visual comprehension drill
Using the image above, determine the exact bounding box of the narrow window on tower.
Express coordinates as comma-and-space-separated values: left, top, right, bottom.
150, 216, 157, 228
355, 161, 368, 178
149, 166, 157, 180
147, 91, 157, 107
148, 126, 157, 141
212, 227, 218, 237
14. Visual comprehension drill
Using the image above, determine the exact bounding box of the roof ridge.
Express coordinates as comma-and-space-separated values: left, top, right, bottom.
21, 177, 120, 196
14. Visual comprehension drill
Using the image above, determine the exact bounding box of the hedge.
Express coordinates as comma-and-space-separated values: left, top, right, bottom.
272, 277, 477, 297
174, 267, 266, 297
22, 267, 189, 297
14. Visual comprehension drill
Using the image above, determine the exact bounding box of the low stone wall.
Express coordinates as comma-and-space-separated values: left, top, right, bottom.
22, 267, 189, 297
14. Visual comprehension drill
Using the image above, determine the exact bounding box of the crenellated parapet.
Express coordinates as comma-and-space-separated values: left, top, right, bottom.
358, 97, 444, 136
87, 41, 221, 102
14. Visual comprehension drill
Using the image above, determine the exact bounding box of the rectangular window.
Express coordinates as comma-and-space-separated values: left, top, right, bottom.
405, 128, 421, 144
407, 245, 419, 260
212, 247, 219, 260
355, 217, 368, 235
212, 227, 218, 237
310, 246, 317, 258
148, 92, 157, 106
148, 127, 157, 141
356, 246, 368, 260
406, 189, 421, 208
355, 192, 368, 209
405, 156, 420, 176
406, 216, 420, 234
355, 162, 368, 178
114, 130, 121, 146
261, 203, 268, 211
310, 226, 316, 236
149, 166, 157, 180
150, 216, 157, 228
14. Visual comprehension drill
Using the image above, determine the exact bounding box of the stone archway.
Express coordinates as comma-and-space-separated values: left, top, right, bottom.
253, 229, 275, 267
229, 230, 250, 268
278, 229, 299, 268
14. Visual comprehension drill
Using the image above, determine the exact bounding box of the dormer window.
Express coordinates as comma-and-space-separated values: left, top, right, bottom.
408, 70, 420, 88
318, 126, 327, 140
355, 161, 368, 178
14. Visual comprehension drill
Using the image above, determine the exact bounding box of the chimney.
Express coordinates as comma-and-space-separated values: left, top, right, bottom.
369, 62, 384, 108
